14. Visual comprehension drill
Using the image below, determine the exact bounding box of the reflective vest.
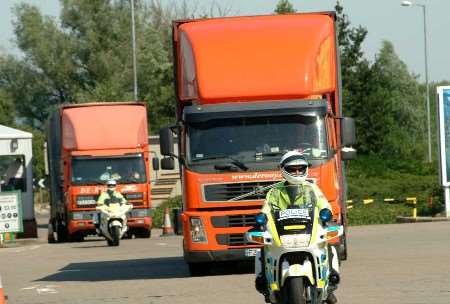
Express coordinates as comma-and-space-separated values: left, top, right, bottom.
261, 181, 330, 214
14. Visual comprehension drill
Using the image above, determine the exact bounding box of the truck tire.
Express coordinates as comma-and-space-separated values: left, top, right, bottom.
338, 233, 348, 261
47, 220, 56, 244
187, 262, 210, 276
56, 220, 68, 243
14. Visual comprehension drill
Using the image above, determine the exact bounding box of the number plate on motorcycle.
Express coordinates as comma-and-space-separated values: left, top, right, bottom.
278, 208, 311, 221
245, 248, 260, 257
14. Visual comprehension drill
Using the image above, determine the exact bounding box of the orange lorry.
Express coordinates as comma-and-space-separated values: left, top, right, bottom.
46, 102, 156, 242
159, 12, 356, 274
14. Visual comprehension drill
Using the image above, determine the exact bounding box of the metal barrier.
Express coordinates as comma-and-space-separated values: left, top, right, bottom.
347, 197, 417, 218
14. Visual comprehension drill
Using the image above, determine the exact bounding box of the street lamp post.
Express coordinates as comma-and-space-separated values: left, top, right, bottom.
131, 0, 138, 101
401, 0, 431, 162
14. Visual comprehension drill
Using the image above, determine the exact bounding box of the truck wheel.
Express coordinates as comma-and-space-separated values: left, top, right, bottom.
338, 233, 348, 261
187, 262, 210, 276
56, 220, 68, 243
47, 220, 56, 244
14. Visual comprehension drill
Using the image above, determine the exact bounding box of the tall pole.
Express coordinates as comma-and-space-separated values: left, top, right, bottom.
131, 0, 138, 101
422, 5, 431, 163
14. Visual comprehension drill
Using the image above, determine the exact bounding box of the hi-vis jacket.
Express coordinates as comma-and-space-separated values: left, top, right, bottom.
261, 181, 331, 215
97, 191, 126, 206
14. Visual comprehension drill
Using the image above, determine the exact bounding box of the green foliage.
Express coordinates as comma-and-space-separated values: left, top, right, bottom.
274, 0, 295, 14
152, 195, 182, 228
0, 88, 15, 125
346, 155, 443, 225
1, 1, 176, 132
348, 203, 411, 226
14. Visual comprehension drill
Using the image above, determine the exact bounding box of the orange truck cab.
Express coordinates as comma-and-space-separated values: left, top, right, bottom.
46, 102, 156, 242
160, 13, 356, 274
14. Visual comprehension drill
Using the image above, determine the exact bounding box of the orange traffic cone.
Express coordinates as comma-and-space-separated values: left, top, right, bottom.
161, 208, 175, 236
0, 275, 7, 304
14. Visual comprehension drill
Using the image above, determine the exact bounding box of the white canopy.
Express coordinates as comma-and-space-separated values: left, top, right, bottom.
0, 125, 32, 139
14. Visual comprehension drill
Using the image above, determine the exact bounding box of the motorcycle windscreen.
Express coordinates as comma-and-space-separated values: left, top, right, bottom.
273, 206, 315, 236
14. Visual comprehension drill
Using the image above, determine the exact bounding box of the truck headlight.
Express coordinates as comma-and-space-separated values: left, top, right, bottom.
190, 217, 207, 243
71, 212, 93, 220
131, 209, 148, 218
280, 234, 311, 248
124, 192, 144, 200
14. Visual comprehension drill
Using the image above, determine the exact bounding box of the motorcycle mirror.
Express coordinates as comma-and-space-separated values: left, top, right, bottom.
319, 209, 332, 222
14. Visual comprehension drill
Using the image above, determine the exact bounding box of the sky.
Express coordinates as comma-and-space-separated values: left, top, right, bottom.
1, 0, 449, 82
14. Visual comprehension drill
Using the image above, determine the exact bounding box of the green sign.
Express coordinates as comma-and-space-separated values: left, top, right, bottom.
0, 191, 23, 233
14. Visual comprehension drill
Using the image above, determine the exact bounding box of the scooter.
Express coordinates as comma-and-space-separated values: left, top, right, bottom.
96, 200, 133, 246
246, 204, 342, 304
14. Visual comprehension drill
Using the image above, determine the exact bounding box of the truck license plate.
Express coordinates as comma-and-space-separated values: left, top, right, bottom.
245, 248, 260, 257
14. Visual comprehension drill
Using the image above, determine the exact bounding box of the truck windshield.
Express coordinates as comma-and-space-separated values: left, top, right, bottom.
71, 154, 147, 185
187, 115, 328, 167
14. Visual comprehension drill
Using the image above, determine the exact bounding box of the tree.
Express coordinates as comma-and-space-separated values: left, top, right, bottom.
274, 0, 295, 14
1, 0, 175, 132
359, 41, 425, 158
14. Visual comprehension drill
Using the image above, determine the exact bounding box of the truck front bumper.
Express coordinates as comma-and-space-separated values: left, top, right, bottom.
184, 248, 256, 263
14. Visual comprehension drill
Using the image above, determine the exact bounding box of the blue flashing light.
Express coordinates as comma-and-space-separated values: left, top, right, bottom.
319, 209, 332, 222
255, 213, 267, 225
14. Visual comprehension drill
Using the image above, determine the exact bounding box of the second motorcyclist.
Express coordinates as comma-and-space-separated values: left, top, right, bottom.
255, 150, 340, 304
94, 179, 127, 234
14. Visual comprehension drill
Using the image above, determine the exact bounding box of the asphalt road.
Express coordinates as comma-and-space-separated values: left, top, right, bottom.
1, 218, 450, 304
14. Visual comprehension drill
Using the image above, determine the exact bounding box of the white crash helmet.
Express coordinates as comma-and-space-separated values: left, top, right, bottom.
280, 151, 309, 185
106, 179, 117, 189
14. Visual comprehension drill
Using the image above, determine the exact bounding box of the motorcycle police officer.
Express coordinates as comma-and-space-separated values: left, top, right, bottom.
255, 150, 340, 304
94, 179, 127, 234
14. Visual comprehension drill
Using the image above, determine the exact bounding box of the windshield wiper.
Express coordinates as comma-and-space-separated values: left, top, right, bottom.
214, 160, 249, 172
193, 155, 249, 171
121, 179, 143, 184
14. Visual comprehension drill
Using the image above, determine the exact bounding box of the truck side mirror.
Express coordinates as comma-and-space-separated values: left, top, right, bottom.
341, 147, 357, 161
161, 157, 175, 170
160, 127, 174, 156
341, 117, 356, 146
152, 157, 160, 171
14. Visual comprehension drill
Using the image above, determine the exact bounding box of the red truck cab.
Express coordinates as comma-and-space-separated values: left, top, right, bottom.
47, 102, 155, 242
160, 13, 356, 275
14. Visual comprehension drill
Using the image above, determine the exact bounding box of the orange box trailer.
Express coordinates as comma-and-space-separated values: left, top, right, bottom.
46, 102, 154, 242
160, 12, 356, 275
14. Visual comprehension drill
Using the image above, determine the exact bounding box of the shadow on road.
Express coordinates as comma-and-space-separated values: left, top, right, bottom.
37, 256, 190, 281
36, 257, 254, 282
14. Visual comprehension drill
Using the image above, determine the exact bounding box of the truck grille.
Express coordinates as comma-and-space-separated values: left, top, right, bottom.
203, 181, 277, 202
211, 214, 257, 228
216, 233, 249, 246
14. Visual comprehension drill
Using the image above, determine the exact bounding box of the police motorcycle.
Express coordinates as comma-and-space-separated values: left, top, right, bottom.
96, 197, 133, 247
245, 194, 342, 304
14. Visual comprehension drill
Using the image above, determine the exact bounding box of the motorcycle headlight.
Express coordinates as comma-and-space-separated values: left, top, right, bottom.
190, 217, 207, 243
280, 234, 311, 248
131, 208, 148, 218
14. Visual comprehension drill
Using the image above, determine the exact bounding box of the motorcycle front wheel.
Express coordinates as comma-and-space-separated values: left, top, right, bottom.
110, 226, 121, 246
286, 277, 318, 304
